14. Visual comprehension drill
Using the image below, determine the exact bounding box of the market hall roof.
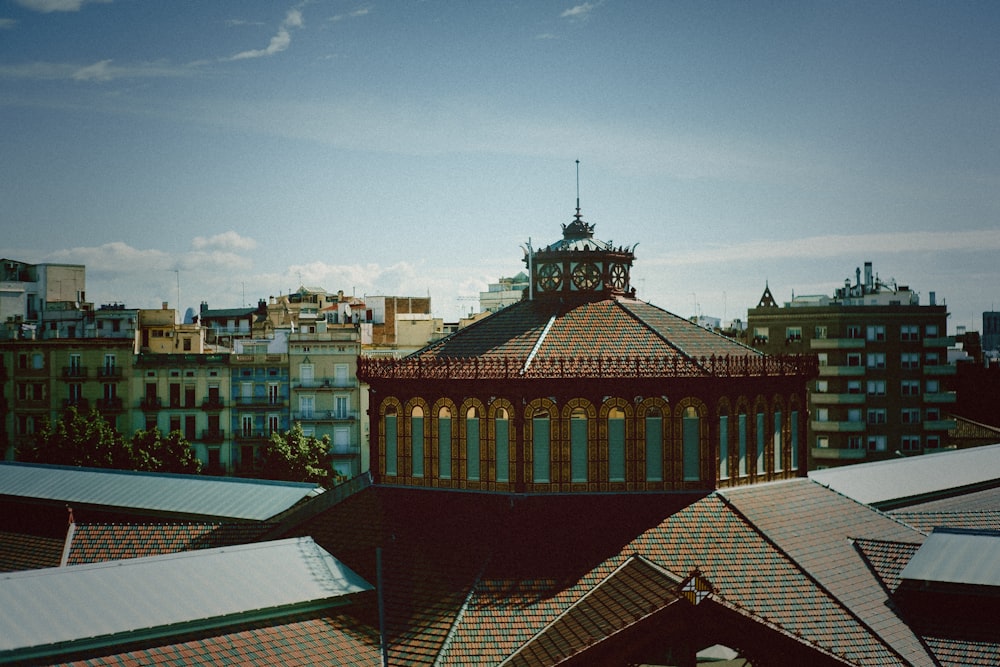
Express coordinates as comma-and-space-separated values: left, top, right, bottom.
0, 462, 324, 522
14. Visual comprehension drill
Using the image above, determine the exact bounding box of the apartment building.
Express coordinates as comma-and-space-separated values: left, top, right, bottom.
2, 337, 135, 460
288, 323, 365, 481
747, 262, 956, 468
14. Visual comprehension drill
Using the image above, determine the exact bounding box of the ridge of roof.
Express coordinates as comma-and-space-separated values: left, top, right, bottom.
714, 490, 925, 666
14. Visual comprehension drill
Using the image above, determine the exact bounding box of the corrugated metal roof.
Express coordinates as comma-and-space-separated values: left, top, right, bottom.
0, 462, 323, 521
0, 537, 372, 661
900, 528, 1000, 587
808, 444, 1000, 508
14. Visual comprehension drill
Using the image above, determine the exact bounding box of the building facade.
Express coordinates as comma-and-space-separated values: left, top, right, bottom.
748, 262, 956, 468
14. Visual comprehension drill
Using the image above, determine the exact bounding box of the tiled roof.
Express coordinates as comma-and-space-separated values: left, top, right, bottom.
721, 480, 932, 666
54, 608, 381, 667
65, 522, 273, 565
415, 297, 757, 363
0, 530, 63, 572
852, 538, 920, 593
889, 509, 1000, 533
923, 637, 1000, 667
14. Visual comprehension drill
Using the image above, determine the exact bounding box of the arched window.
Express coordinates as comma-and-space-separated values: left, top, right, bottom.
738, 410, 748, 477
411, 406, 424, 478
719, 407, 730, 480
790, 410, 800, 470
608, 407, 625, 483
756, 409, 766, 475
773, 410, 783, 472
466, 406, 480, 482
570, 407, 588, 483
682, 406, 700, 481
533, 410, 550, 483
495, 407, 509, 483
438, 406, 452, 479
385, 406, 398, 476
645, 407, 663, 482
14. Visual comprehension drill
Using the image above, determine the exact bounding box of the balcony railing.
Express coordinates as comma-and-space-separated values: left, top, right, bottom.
201, 397, 226, 411
811, 420, 866, 433
201, 429, 226, 443
62, 398, 90, 411
292, 410, 357, 422
98, 367, 123, 379
140, 397, 163, 411
812, 447, 867, 461
810, 338, 866, 350
810, 393, 866, 405
96, 397, 124, 412
62, 366, 89, 379
235, 431, 274, 443
817, 365, 866, 377
232, 397, 287, 408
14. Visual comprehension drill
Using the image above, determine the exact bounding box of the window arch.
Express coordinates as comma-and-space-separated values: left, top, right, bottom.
717, 399, 731, 481
490, 402, 513, 484
638, 398, 669, 484
607, 406, 626, 483
409, 403, 426, 478
437, 405, 452, 480
525, 398, 556, 485
381, 399, 402, 477
463, 403, 482, 482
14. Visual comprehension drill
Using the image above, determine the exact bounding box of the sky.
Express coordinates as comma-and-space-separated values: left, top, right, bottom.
2, 1, 999, 333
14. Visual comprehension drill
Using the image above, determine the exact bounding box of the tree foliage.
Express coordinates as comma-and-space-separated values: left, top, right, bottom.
258, 422, 334, 488
18, 407, 201, 474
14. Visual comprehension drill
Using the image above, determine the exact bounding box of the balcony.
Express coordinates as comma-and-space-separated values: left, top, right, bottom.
923, 364, 956, 376
293, 379, 358, 391
201, 429, 226, 443
62, 398, 90, 411
812, 447, 867, 461
201, 397, 226, 411
810, 338, 865, 350
61, 366, 89, 380
234, 431, 273, 443
96, 397, 125, 412
817, 365, 866, 377
923, 419, 957, 432
140, 397, 163, 411
924, 392, 957, 404
293, 410, 358, 423
923, 336, 954, 348
810, 393, 865, 405
330, 443, 360, 456
811, 420, 866, 433
98, 367, 123, 380
232, 397, 287, 409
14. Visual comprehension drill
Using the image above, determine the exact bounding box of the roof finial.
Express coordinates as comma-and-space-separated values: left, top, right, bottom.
575, 159, 581, 214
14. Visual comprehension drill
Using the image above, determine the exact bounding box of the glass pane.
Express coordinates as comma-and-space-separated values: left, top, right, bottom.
467, 417, 480, 481
533, 416, 550, 483
609, 416, 625, 482
385, 415, 397, 476
645, 416, 663, 482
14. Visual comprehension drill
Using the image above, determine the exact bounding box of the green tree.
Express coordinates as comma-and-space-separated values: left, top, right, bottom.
259, 422, 334, 488
19, 407, 201, 474
19, 407, 134, 469
130, 427, 202, 474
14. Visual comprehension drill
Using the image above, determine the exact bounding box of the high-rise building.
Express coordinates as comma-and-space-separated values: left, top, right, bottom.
747, 261, 956, 468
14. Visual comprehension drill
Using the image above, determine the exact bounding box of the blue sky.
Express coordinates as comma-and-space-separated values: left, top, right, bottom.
2, 1, 998, 332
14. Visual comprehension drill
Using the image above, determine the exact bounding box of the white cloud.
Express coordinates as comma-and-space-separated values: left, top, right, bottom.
561, 2, 599, 20
0, 18, 17, 29
227, 7, 304, 61
329, 6, 371, 22
14, 0, 110, 13
191, 231, 258, 252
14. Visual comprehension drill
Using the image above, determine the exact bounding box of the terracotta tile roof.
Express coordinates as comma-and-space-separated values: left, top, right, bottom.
65, 522, 273, 565
923, 637, 1000, 667
852, 538, 920, 592
889, 510, 1000, 533
0, 530, 63, 572
53, 608, 381, 667
721, 480, 933, 666
414, 297, 759, 367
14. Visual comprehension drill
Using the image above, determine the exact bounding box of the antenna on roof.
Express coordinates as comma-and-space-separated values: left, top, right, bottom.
575, 159, 581, 212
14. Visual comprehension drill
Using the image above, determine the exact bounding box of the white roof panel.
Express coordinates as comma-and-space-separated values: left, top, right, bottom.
900, 528, 1000, 587
0, 537, 371, 660
0, 462, 323, 521
808, 443, 1000, 508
